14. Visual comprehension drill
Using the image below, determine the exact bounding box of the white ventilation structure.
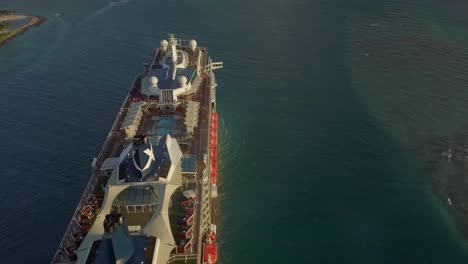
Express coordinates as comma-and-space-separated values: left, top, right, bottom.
161, 90, 174, 103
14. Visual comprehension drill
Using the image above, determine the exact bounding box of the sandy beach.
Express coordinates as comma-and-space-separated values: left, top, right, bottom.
0, 14, 45, 45
0, 15, 28, 22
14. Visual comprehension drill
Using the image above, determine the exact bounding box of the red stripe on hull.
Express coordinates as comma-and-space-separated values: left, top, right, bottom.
210, 112, 219, 185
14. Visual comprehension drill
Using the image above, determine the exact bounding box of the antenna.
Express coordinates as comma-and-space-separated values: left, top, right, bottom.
168, 33, 178, 80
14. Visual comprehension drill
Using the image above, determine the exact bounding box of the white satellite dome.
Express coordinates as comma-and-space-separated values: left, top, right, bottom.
149, 76, 158, 87
160, 40, 169, 51
189, 39, 197, 51
178, 75, 188, 86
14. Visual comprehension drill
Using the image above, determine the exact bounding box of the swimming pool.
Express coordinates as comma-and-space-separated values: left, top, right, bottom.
146, 116, 181, 138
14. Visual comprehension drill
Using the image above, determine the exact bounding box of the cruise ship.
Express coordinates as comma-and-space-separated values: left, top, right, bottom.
51, 34, 222, 264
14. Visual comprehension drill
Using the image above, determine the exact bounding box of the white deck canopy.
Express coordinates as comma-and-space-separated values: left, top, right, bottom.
76, 135, 184, 264
100, 157, 120, 175
121, 102, 145, 139
185, 101, 199, 136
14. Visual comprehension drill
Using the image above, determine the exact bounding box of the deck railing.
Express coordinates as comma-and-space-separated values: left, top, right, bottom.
52, 73, 143, 264
176, 39, 191, 47
115, 203, 157, 214
95, 75, 142, 169
50, 169, 99, 263
167, 253, 198, 263
193, 55, 214, 264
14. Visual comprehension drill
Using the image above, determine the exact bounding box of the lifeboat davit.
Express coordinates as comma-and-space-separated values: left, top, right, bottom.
86, 194, 102, 207
80, 204, 97, 219
64, 245, 78, 260
181, 199, 195, 209
78, 218, 92, 231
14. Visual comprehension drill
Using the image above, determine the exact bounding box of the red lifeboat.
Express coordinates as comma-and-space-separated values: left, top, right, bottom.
210, 112, 219, 185
203, 243, 218, 264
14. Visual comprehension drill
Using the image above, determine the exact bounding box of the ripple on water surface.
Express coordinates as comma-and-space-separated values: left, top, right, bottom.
345, 0, 468, 242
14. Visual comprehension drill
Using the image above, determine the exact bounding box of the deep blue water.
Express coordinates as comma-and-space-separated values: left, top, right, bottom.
2, 0, 468, 263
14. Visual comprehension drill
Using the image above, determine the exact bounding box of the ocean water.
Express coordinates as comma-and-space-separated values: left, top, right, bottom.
1, 0, 468, 263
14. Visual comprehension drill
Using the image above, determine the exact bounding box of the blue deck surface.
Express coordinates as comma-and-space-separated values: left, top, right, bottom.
181, 155, 197, 173
93, 235, 149, 264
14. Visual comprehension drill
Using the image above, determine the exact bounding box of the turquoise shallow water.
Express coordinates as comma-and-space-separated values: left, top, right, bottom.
1, 0, 468, 263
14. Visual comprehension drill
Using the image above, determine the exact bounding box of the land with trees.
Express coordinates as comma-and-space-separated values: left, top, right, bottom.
0, 9, 44, 45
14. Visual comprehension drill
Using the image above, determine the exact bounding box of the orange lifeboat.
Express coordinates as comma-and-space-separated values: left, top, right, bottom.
204, 243, 218, 264
80, 204, 98, 219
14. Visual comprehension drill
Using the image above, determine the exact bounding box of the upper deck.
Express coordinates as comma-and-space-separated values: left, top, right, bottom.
51, 34, 222, 264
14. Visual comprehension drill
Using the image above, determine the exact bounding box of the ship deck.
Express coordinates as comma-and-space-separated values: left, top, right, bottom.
51, 38, 218, 264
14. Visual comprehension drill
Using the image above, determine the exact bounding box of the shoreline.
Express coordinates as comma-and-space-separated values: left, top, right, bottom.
0, 15, 45, 46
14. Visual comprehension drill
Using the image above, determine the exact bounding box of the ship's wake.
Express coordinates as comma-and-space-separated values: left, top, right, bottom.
85, 0, 133, 21
216, 114, 240, 217
46, 15, 70, 56
217, 116, 238, 178
36, 15, 70, 67
14, 14, 70, 78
